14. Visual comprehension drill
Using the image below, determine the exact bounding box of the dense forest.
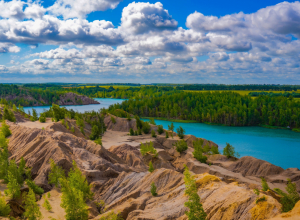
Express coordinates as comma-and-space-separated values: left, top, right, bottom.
108, 91, 300, 129
249, 91, 300, 98
178, 84, 298, 91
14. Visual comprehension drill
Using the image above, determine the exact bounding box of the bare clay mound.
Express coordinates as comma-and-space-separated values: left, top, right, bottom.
2, 114, 300, 219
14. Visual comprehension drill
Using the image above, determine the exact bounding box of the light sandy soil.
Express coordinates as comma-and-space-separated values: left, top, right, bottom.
18, 118, 54, 129
37, 189, 65, 220
102, 130, 160, 149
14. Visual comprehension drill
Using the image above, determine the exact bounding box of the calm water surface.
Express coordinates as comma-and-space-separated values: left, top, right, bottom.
25, 98, 300, 169
142, 119, 300, 170
23, 98, 126, 115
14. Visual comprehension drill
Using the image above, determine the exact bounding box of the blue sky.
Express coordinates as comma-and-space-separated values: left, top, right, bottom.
0, 0, 300, 83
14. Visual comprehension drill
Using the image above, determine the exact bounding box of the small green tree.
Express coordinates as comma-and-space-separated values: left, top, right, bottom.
203, 144, 210, 153
39, 114, 46, 123
274, 179, 300, 212
165, 131, 169, 138
223, 143, 240, 158
157, 125, 164, 134
174, 140, 188, 153
140, 142, 158, 157
127, 114, 131, 121
211, 146, 220, 154
23, 188, 42, 220
183, 165, 207, 220
5, 171, 21, 199
168, 123, 174, 138
0, 192, 11, 217
111, 116, 116, 124
142, 122, 151, 134
148, 161, 154, 173
60, 178, 89, 220
43, 196, 52, 212
26, 179, 44, 195
151, 130, 157, 138
32, 109, 38, 121
129, 128, 134, 136
193, 140, 207, 163
68, 161, 93, 200
134, 130, 138, 136
261, 177, 270, 192
135, 115, 143, 129
150, 182, 157, 196
138, 128, 142, 135
1, 121, 11, 138
99, 211, 123, 220
149, 118, 156, 125
48, 159, 65, 188
176, 126, 185, 139
94, 138, 102, 145
90, 125, 100, 140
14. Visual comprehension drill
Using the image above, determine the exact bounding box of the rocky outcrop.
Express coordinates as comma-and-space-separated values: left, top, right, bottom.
58, 92, 99, 105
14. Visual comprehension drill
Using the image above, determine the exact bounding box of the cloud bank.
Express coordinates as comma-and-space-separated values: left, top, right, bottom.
0, 0, 300, 83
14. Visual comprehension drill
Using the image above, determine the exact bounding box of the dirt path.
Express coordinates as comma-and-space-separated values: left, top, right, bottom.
18, 118, 54, 129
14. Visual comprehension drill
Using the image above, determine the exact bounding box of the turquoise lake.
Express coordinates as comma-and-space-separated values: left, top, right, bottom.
25, 98, 300, 170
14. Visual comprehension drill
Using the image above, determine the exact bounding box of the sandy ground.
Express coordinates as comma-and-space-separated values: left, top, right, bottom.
37, 189, 65, 220
102, 130, 157, 149
17, 118, 54, 129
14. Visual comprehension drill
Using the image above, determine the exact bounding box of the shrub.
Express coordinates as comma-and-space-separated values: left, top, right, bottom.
223, 143, 240, 158
1, 121, 11, 138
193, 141, 207, 163
149, 118, 156, 125
47, 192, 51, 198
2, 106, 16, 122
134, 130, 138, 136
256, 196, 266, 204
183, 165, 206, 220
148, 161, 154, 173
26, 179, 44, 195
140, 142, 158, 157
138, 128, 142, 135
261, 177, 270, 192
135, 116, 143, 129
43, 196, 52, 212
176, 126, 185, 139
142, 122, 151, 134
0, 192, 11, 217
274, 179, 300, 212
99, 211, 123, 220
150, 182, 157, 196
94, 138, 102, 146
174, 140, 188, 153
129, 128, 134, 136
127, 114, 131, 121
211, 146, 220, 154
80, 127, 85, 136
32, 109, 38, 121
39, 114, 46, 123
168, 123, 174, 138
111, 116, 116, 124
71, 127, 75, 133
157, 125, 164, 134
90, 125, 100, 140
203, 144, 210, 153
48, 159, 65, 188
23, 188, 42, 220
165, 132, 169, 138
151, 130, 156, 138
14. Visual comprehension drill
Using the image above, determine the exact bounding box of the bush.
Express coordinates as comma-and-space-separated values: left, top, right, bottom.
142, 122, 151, 134
138, 128, 142, 135
261, 177, 270, 192
151, 130, 156, 138
223, 143, 240, 158
127, 114, 131, 121
26, 179, 44, 195
203, 144, 210, 153
1, 121, 11, 138
274, 179, 300, 212
165, 132, 169, 138
71, 127, 75, 133
183, 165, 206, 220
148, 161, 154, 173
168, 123, 174, 138
174, 140, 188, 153
32, 109, 38, 121
150, 182, 157, 196
94, 138, 102, 145
23, 188, 42, 220
134, 130, 138, 136
135, 116, 143, 129
39, 115, 46, 123
111, 116, 116, 124
149, 118, 156, 125
193, 141, 207, 164
176, 126, 185, 139
129, 128, 134, 136
0, 192, 11, 217
256, 196, 266, 204
157, 125, 164, 134
99, 211, 123, 220
140, 142, 158, 157
2, 106, 16, 122
90, 125, 100, 140
5, 171, 21, 199
80, 127, 85, 136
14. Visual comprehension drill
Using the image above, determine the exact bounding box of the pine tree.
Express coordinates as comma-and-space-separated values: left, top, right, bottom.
5, 171, 21, 199
0, 192, 11, 217
43, 196, 52, 212
48, 159, 65, 188
148, 161, 154, 173
223, 143, 240, 158
168, 123, 174, 138
261, 177, 270, 191
23, 188, 42, 220
1, 121, 11, 138
150, 182, 157, 196
183, 165, 206, 220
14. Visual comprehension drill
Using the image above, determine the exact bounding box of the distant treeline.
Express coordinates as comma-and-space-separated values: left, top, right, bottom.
249, 91, 300, 98
178, 84, 298, 91
109, 91, 300, 128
